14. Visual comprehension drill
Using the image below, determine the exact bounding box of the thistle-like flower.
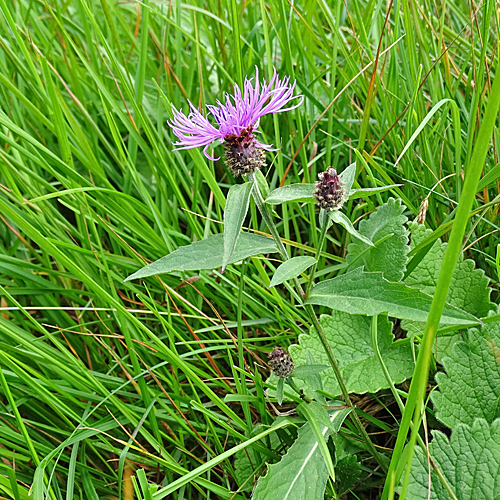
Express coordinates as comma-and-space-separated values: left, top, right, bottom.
168, 68, 303, 176
268, 347, 294, 379
313, 168, 347, 210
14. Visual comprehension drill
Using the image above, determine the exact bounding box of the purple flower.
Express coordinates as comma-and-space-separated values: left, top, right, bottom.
168, 67, 303, 175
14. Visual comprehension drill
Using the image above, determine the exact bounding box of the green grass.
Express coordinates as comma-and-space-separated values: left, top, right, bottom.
0, 0, 499, 498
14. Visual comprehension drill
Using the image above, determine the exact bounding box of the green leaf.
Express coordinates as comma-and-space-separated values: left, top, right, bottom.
291, 365, 330, 378
348, 185, 401, 199
297, 402, 336, 480
339, 163, 357, 193
477, 161, 500, 191
254, 169, 270, 200
335, 456, 361, 495
289, 313, 414, 398
151, 419, 292, 499
269, 256, 317, 287
431, 320, 500, 429
222, 182, 253, 271
305, 268, 479, 326
253, 422, 331, 500
329, 210, 374, 247
402, 222, 493, 359
346, 198, 409, 281
264, 183, 315, 205
253, 407, 351, 500
234, 431, 280, 493
406, 419, 500, 500
276, 378, 284, 405
124, 233, 277, 281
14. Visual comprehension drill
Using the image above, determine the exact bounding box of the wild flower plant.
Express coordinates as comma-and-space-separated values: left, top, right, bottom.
125, 65, 500, 500
168, 67, 302, 176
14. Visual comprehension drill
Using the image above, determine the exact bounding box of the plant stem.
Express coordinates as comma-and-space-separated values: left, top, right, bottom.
371, 316, 457, 500
248, 172, 388, 472
305, 208, 330, 298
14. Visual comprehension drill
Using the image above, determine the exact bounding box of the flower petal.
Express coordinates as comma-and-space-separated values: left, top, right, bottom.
168, 101, 223, 150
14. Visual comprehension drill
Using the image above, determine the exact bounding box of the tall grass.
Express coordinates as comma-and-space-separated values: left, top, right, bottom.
0, 0, 498, 498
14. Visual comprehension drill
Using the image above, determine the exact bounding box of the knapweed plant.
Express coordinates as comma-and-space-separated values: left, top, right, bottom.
125, 67, 500, 500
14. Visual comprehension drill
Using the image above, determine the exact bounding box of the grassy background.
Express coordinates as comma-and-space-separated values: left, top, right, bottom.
0, 0, 499, 498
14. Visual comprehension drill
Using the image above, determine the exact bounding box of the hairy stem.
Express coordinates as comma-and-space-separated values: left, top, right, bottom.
305, 208, 330, 298
248, 172, 387, 471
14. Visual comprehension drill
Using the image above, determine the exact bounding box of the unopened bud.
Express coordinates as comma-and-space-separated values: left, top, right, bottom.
268, 347, 294, 379
313, 167, 347, 210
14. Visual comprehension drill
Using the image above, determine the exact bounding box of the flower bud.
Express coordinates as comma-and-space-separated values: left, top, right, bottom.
223, 126, 266, 177
268, 347, 294, 379
313, 167, 347, 210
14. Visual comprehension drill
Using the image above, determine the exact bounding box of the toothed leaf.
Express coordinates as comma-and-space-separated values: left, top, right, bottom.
431, 320, 500, 429
345, 198, 409, 282
287, 313, 414, 398
402, 222, 493, 360
406, 419, 500, 500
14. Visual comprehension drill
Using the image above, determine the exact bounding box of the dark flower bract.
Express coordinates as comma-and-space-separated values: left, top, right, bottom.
313, 167, 347, 210
268, 347, 294, 379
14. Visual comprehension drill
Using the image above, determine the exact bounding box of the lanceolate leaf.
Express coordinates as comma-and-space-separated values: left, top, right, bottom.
253, 407, 351, 500
253, 421, 331, 500
329, 210, 374, 247
264, 183, 315, 205
254, 169, 270, 200
222, 182, 253, 271
348, 185, 401, 199
269, 256, 317, 287
297, 402, 336, 480
124, 233, 277, 281
305, 268, 478, 326
339, 163, 356, 193
407, 419, 500, 500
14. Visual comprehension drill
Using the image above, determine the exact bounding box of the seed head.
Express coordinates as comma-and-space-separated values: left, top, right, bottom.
268, 347, 294, 379
313, 167, 347, 210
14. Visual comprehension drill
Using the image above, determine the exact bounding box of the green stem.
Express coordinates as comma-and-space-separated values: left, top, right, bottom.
287, 377, 311, 401
371, 316, 457, 500
305, 209, 330, 298
248, 173, 387, 472
382, 62, 500, 500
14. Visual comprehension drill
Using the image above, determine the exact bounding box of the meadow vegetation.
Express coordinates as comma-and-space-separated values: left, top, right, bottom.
0, 0, 499, 498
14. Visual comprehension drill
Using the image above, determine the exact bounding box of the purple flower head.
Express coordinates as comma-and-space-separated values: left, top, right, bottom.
168, 67, 303, 175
